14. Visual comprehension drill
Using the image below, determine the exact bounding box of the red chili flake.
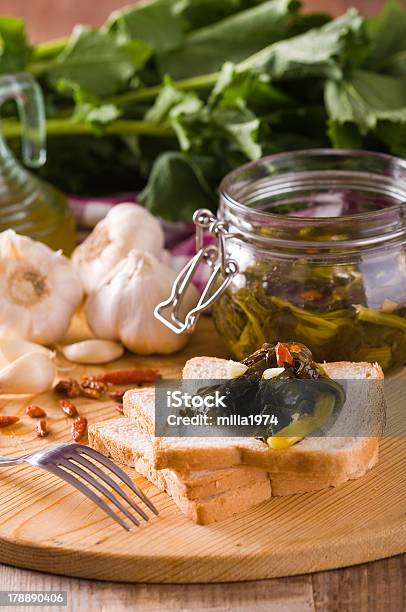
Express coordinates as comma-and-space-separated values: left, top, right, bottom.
275, 342, 294, 367
59, 399, 78, 418
93, 369, 161, 385
301, 289, 322, 301
0, 415, 19, 427
288, 344, 302, 354
25, 405, 46, 418
71, 416, 88, 442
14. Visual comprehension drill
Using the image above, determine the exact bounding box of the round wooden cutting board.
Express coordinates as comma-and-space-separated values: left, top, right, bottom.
0, 317, 404, 583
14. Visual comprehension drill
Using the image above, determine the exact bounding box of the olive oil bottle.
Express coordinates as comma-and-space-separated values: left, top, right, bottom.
0, 73, 75, 254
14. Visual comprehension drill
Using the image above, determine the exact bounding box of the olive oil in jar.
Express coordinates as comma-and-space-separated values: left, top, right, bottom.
0, 73, 76, 254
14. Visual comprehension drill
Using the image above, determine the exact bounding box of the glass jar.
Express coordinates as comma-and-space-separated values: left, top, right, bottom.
155, 149, 406, 371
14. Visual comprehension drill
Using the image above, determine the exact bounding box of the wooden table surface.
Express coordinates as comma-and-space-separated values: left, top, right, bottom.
0, 0, 404, 610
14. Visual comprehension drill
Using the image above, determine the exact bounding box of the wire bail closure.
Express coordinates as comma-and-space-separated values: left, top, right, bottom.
154, 208, 239, 334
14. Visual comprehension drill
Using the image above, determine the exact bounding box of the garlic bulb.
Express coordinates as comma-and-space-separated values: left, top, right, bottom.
0, 351, 56, 394
61, 339, 124, 364
85, 250, 198, 355
72, 203, 165, 293
0, 230, 83, 345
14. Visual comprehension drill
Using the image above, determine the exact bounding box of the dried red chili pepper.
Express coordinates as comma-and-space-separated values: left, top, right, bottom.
93, 369, 161, 385
71, 416, 87, 441
36, 419, 48, 437
59, 399, 78, 418
80, 378, 107, 399
25, 405, 46, 418
275, 342, 294, 367
108, 390, 126, 402
54, 378, 81, 398
0, 415, 19, 427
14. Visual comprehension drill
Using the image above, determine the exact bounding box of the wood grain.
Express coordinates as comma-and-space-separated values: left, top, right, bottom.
0, 316, 404, 584
1, 556, 404, 612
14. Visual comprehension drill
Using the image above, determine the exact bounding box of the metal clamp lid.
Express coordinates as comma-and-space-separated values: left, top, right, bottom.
154, 209, 239, 334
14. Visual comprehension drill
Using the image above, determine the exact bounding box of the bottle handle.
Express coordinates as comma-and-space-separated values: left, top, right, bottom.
0, 72, 46, 167
154, 209, 239, 334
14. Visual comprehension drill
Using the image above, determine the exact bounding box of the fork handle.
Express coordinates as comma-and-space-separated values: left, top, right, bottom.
0, 456, 26, 466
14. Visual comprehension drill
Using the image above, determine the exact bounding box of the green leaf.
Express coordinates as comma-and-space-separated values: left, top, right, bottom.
139, 151, 215, 220
86, 104, 121, 125
374, 121, 406, 157
327, 120, 363, 149
158, 0, 300, 79
145, 80, 203, 150
365, 0, 406, 74
47, 25, 152, 96
106, 0, 185, 53
213, 109, 262, 159
145, 79, 185, 122
244, 8, 367, 80
0, 17, 31, 73
325, 69, 406, 134
210, 62, 292, 111
172, 0, 266, 32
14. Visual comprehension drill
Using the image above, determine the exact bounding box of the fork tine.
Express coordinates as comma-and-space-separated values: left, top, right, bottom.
78, 446, 159, 515
71, 454, 149, 521
46, 464, 130, 531
59, 459, 141, 527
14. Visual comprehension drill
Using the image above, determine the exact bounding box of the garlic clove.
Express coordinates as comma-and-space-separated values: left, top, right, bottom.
0, 338, 53, 366
61, 339, 124, 364
262, 367, 285, 379
227, 360, 248, 379
72, 203, 165, 294
0, 351, 56, 394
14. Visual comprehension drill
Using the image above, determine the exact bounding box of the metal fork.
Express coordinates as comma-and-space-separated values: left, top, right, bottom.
0, 443, 158, 530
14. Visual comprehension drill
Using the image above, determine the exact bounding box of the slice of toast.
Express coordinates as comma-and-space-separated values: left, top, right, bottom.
88, 418, 272, 524
123, 359, 385, 491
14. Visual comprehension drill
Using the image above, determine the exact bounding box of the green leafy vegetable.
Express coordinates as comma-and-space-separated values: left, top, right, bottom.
157, 0, 300, 79
212, 257, 406, 369
106, 0, 185, 54
0, 17, 31, 74
139, 151, 215, 220
0, 0, 404, 209
241, 8, 367, 80
365, 0, 406, 73
325, 70, 406, 134
46, 25, 152, 97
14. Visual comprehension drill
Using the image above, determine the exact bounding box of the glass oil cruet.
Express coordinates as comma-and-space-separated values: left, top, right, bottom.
0, 73, 75, 253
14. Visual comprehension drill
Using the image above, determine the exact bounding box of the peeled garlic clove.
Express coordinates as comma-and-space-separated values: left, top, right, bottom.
0, 352, 56, 394
0, 338, 53, 365
262, 367, 285, 380
227, 360, 248, 379
72, 203, 165, 294
61, 339, 124, 364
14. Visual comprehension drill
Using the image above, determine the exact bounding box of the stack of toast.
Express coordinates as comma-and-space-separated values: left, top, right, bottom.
89, 357, 385, 524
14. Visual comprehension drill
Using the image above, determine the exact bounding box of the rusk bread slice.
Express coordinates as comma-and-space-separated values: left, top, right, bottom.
123, 359, 385, 489
88, 418, 272, 524
88, 418, 268, 499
